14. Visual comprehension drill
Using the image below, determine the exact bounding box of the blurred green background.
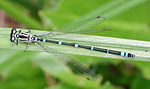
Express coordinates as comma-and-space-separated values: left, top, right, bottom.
0, 0, 150, 89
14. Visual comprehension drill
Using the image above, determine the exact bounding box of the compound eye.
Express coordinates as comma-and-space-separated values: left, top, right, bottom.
12, 28, 17, 34
11, 37, 16, 42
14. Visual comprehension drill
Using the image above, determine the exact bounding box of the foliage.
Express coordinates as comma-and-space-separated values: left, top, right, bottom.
0, 0, 150, 89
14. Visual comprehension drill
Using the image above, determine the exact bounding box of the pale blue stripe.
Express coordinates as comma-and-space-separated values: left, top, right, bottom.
75, 44, 78, 47
91, 46, 94, 50
107, 50, 109, 53
43, 39, 46, 42
125, 53, 128, 57
58, 41, 62, 45
35, 37, 38, 41
121, 52, 125, 57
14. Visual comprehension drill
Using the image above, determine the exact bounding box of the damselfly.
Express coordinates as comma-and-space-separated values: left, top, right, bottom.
10, 16, 135, 80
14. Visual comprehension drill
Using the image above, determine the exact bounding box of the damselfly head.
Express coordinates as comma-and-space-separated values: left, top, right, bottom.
10, 28, 17, 42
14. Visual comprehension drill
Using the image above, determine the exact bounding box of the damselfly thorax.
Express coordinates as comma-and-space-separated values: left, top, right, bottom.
16, 32, 33, 42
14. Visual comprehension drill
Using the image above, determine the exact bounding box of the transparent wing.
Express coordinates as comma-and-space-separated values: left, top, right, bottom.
55, 16, 107, 33
34, 42, 97, 80
35, 16, 109, 38
35, 28, 111, 39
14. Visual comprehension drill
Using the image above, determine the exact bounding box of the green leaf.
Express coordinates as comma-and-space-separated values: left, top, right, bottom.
0, 0, 150, 88
0, 59, 47, 89
0, 0, 43, 29
0, 28, 150, 61
101, 81, 124, 89
132, 61, 150, 79
32, 53, 100, 89
43, 0, 146, 32
131, 74, 150, 89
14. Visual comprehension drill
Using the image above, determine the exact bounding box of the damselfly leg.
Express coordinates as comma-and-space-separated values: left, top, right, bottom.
18, 30, 21, 33
16, 39, 18, 45
24, 42, 29, 51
